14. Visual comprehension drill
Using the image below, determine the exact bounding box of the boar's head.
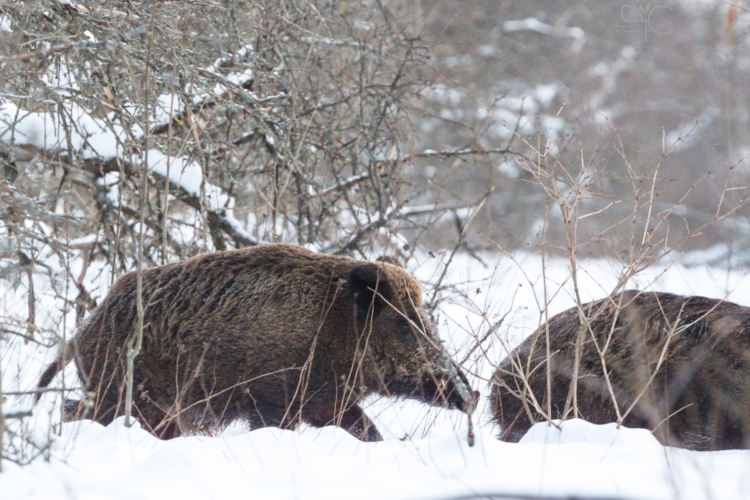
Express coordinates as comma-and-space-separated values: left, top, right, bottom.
347, 262, 478, 414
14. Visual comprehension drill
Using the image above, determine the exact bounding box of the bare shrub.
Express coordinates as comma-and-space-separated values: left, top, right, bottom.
0, 0, 485, 464
481, 110, 750, 443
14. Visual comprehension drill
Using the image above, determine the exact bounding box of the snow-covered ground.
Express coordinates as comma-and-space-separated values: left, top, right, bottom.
5, 416, 750, 500
3, 250, 750, 499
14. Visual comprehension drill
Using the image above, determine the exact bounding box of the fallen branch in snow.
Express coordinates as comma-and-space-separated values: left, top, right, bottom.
437, 332, 476, 447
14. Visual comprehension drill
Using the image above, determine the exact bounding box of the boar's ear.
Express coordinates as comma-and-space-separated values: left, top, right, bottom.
376, 255, 402, 267
347, 264, 392, 321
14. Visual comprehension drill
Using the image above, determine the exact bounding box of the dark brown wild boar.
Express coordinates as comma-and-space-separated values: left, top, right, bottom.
37, 244, 477, 440
491, 290, 750, 450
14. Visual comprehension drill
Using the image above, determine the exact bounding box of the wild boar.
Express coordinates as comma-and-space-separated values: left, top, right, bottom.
37, 244, 477, 440
491, 291, 750, 450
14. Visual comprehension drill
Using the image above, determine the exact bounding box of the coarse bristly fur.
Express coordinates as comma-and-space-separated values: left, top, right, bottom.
490, 290, 750, 451
37, 244, 478, 440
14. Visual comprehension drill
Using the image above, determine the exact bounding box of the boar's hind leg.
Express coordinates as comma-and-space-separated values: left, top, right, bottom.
306, 404, 383, 442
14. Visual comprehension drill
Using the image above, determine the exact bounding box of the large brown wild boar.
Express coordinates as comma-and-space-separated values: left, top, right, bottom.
37, 244, 477, 440
491, 291, 750, 450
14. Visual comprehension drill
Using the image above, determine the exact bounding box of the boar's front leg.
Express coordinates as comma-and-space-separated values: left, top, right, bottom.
306, 404, 383, 442
338, 404, 383, 442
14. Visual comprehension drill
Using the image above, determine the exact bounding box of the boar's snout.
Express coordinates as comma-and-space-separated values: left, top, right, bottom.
420, 365, 480, 415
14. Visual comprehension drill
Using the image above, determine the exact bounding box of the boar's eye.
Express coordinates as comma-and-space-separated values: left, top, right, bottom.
396, 318, 416, 344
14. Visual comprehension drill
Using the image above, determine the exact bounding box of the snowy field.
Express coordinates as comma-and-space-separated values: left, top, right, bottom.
2, 249, 750, 499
